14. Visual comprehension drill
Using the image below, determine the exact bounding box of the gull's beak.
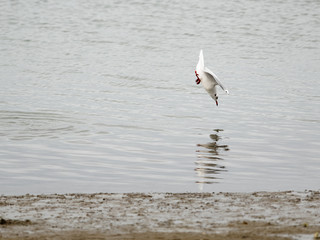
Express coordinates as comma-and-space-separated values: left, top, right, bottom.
215, 100, 218, 106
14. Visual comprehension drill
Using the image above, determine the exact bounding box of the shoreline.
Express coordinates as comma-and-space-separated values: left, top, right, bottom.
1, 191, 319, 240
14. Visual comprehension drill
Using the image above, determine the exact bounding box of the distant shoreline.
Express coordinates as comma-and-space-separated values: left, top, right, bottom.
1, 191, 319, 240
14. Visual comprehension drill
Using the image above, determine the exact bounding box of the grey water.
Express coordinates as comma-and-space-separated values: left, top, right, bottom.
1, 0, 319, 194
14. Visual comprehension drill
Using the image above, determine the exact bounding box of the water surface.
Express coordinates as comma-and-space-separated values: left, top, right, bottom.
1, 0, 319, 194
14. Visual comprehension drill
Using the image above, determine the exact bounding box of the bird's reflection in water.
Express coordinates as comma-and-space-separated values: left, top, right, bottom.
195, 129, 229, 191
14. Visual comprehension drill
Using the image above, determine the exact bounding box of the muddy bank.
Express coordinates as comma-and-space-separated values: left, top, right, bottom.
0, 191, 319, 240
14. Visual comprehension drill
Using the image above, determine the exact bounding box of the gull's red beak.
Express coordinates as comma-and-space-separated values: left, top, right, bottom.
215, 100, 218, 106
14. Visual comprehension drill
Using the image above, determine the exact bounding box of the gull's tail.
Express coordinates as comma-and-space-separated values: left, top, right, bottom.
196, 49, 204, 72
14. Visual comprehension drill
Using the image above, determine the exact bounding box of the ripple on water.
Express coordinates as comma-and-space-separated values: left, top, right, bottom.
0, 110, 82, 140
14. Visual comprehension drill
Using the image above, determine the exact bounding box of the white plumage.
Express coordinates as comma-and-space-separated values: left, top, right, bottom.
195, 50, 229, 106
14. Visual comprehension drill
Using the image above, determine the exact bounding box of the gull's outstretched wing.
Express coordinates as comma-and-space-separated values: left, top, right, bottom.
204, 67, 229, 94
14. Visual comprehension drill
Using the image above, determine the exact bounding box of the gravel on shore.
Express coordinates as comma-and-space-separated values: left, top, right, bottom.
1, 191, 319, 240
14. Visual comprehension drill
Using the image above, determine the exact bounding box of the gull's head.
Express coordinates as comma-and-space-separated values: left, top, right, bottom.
213, 94, 219, 106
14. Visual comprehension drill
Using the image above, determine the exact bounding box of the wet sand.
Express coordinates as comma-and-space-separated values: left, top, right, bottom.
0, 191, 319, 240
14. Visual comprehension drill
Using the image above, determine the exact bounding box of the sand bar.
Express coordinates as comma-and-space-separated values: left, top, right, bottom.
0, 191, 319, 240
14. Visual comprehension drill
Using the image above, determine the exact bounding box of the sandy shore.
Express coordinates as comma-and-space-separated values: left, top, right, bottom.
0, 191, 319, 240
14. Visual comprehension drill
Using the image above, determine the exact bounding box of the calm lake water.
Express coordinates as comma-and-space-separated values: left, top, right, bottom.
1, 0, 319, 194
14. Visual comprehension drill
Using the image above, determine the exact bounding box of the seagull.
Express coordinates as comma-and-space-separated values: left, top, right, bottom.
195, 50, 229, 106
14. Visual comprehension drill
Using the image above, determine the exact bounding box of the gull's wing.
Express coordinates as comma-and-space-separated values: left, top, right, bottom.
204, 67, 229, 94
